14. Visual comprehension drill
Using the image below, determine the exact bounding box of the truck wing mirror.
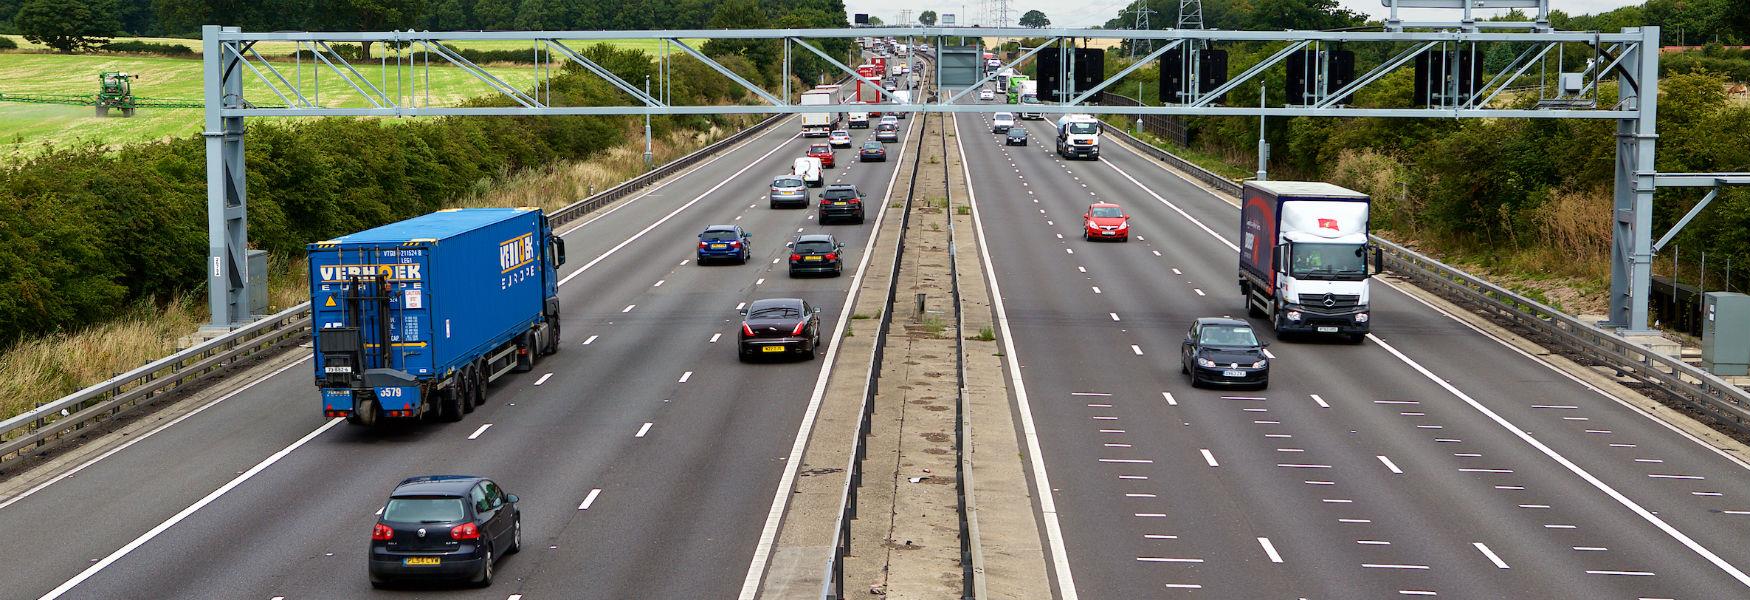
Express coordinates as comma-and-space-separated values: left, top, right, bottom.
552, 236, 567, 266
1374, 247, 1385, 275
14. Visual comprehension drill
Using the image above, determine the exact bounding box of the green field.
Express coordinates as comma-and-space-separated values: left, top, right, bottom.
1, 34, 700, 56
0, 37, 701, 158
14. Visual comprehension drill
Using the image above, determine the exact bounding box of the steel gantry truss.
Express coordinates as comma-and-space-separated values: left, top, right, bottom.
201, 24, 1741, 334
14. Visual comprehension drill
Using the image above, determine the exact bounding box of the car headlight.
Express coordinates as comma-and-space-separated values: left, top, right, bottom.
1251, 360, 1268, 369
1196, 358, 1217, 368
1117, 221, 1129, 230
1355, 312, 1369, 323
1286, 310, 1302, 321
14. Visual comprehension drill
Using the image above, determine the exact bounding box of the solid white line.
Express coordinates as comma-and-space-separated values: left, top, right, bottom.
39, 418, 344, 600
635, 422, 652, 438
578, 488, 601, 510
559, 129, 801, 287
1071, 392, 1112, 397
583, 335, 599, 345
679, 371, 693, 383
1365, 563, 1431, 570
1163, 584, 1203, 589
622, 304, 636, 313
740, 112, 922, 600
468, 424, 492, 440
1163, 392, 1177, 406
1137, 557, 1205, 563
1475, 542, 1510, 569
534, 373, 553, 386
0, 358, 310, 513
1586, 570, 1655, 576
1100, 458, 1154, 464
1201, 449, 1219, 467
1311, 394, 1330, 408
710, 333, 723, 343
1258, 537, 1283, 563
1378, 455, 1404, 474
954, 115, 1079, 600
1367, 333, 1750, 588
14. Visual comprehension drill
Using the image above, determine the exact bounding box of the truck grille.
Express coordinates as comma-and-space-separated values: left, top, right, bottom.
1308, 293, 1362, 310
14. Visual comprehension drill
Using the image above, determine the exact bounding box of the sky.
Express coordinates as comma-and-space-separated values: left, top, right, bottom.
841, 0, 1645, 28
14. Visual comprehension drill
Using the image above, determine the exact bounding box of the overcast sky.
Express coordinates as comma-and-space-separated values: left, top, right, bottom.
842, 1, 1644, 28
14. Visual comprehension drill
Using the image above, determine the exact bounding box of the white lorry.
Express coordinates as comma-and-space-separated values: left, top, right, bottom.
800, 89, 835, 137
1018, 81, 1042, 119
889, 90, 911, 119
1054, 114, 1102, 159
1238, 181, 1380, 341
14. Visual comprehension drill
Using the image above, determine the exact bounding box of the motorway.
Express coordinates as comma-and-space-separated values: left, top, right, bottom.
956, 110, 1750, 598
0, 112, 919, 599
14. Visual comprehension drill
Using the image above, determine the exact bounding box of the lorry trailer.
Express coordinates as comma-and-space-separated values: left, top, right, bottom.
309, 208, 566, 426
800, 89, 836, 136
1238, 181, 1380, 341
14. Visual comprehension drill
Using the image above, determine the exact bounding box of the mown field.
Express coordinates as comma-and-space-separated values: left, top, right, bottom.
1, 34, 699, 55
0, 36, 703, 157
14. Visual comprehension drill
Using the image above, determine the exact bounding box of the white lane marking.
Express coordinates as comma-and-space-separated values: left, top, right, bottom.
1164, 584, 1203, 589
1057, 233, 1065, 239
962, 116, 1081, 600
1066, 248, 1074, 254
1648, 474, 1705, 480
772, 257, 780, 264
578, 488, 602, 510
1092, 286, 1103, 294
466, 424, 492, 440
622, 304, 636, 313
1123, 491, 1151, 495
534, 373, 553, 386
1131, 345, 1144, 355
1635, 458, 1664, 463
1144, 534, 1178, 539
1099, 458, 1154, 464
654, 279, 665, 287
1310, 394, 1330, 408
1102, 159, 1239, 252
1358, 540, 1391, 545
635, 422, 653, 438
1574, 546, 1609, 551
1586, 570, 1655, 576
1365, 564, 1431, 570
1340, 518, 1372, 523
741, 113, 922, 600
1368, 332, 1750, 588
1193, 288, 1205, 296
1533, 404, 1580, 409
1153, 250, 1163, 256
1262, 348, 1276, 359
1163, 392, 1177, 406
735, 215, 743, 220
679, 371, 693, 383
736, 302, 746, 311
1110, 312, 1120, 321
710, 333, 723, 343
39, 418, 345, 599
1519, 504, 1551, 509
1201, 449, 1219, 467
680, 259, 690, 266
509, 595, 524, 600
1459, 468, 1514, 473
555, 121, 796, 238
1137, 557, 1204, 563
558, 129, 800, 287
1278, 464, 1332, 469
0, 358, 310, 513
583, 335, 599, 345
756, 278, 765, 285
1258, 537, 1283, 563
1475, 543, 1510, 568
1378, 455, 1404, 474
1398, 592, 1437, 597
1171, 268, 1182, 275
1078, 266, 1087, 272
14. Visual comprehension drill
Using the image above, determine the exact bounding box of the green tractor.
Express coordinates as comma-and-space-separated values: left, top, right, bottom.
96, 72, 137, 118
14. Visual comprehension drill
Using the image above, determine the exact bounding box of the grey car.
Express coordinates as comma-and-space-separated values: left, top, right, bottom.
770, 175, 808, 208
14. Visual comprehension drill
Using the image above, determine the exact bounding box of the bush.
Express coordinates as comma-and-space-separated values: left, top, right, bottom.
98, 40, 194, 56
0, 37, 17, 50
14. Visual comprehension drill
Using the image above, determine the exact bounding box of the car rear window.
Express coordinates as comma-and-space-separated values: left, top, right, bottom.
810, 144, 830, 153
774, 177, 803, 188
747, 301, 803, 317
794, 240, 834, 253
823, 188, 858, 200
879, 123, 897, 131
863, 142, 882, 149
701, 230, 740, 242
384, 497, 466, 523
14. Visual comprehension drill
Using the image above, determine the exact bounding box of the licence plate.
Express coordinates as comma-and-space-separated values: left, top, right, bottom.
761, 346, 786, 353
1101, 231, 1114, 236
1317, 326, 1339, 333
834, 201, 848, 205
1222, 370, 1247, 378
711, 244, 727, 249
804, 256, 822, 261
403, 557, 441, 566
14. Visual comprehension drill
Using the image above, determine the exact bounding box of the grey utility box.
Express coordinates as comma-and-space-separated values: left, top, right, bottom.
1702, 291, 1750, 376
248, 249, 269, 317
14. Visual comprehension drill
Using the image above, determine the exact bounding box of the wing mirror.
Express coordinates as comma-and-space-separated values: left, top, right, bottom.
506, 494, 518, 504
812, 307, 822, 314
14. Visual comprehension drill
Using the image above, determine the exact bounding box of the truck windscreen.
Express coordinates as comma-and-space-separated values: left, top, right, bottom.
1290, 243, 1368, 279
1065, 123, 1099, 135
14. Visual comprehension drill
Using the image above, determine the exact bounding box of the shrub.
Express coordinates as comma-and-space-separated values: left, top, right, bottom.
0, 37, 17, 50
98, 40, 194, 56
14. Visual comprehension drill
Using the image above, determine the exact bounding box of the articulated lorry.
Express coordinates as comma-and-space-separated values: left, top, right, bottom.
1054, 114, 1101, 159
1006, 75, 1030, 103
310, 208, 567, 426
1238, 181, 1381, 342
800, 89, 835, 137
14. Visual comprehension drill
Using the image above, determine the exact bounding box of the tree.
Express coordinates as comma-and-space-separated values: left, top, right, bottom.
1019, 9, 1048, 28
318, 0, 426, 60
918, 10, 936, 26
866, 15, 882, 26
16, 0, 119, 53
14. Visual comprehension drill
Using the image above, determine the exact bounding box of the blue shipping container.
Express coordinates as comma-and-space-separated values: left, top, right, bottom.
309, 207, 563, 424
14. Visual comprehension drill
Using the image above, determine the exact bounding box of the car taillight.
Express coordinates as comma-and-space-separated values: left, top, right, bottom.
790, 253, 802, 262
825, 253, 838, 261
729, 240, 741, 248
742, 322, 756, 336
848, 198, 861, 204
699, 241, 709, 248
450, 522, 480, 540
372, 523, 394, 541
792, 321, 807, 336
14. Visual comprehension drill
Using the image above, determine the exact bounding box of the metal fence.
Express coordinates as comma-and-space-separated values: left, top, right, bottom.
0, 109, 794, 465
1097, 92, 1189, 147
1097, 124, 1750, 436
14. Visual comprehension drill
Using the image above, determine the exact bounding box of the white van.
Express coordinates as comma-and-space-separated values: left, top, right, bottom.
793, 157, 824, 188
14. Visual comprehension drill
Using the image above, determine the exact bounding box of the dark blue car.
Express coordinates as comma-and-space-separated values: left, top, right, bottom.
369, 475, 520, 588
698, 224, 752, 264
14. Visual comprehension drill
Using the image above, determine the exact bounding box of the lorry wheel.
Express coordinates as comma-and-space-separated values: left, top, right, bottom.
460, 370, 477, 414
474, 362, 490, 406
544, 317, 561, 355
440, 387, 464, 422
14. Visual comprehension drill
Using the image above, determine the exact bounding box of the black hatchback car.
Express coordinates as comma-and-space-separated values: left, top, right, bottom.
369, 475, 521, 588
819, 184, 866, 224
1181, 318, 1270, 389
788, 233, 846, 277
738, 298, 823, 361
1005, 127, 1029, 146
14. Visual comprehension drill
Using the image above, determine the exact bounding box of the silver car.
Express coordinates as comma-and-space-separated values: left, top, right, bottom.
770, 175, 809, 208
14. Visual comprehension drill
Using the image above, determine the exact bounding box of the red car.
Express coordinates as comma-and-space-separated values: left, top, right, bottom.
807, 143, 836, 168
1083, 202, 1130, 242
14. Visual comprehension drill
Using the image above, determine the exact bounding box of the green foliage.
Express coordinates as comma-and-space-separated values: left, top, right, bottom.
1019, 9, 1049, 28
16, 0, 118, 53
0, 36, 16, 49
97, 39, 192, 55
918, 10, 936, 26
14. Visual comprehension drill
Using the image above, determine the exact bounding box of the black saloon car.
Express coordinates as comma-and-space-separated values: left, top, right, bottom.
788, 234, 846, 277
1005, 127, 1029, 146
738, 298, 823, 361
818, 184, 866, 224
859, 140, 887, 162
369, 475, 521, 588
1180, 318, 1270, 389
